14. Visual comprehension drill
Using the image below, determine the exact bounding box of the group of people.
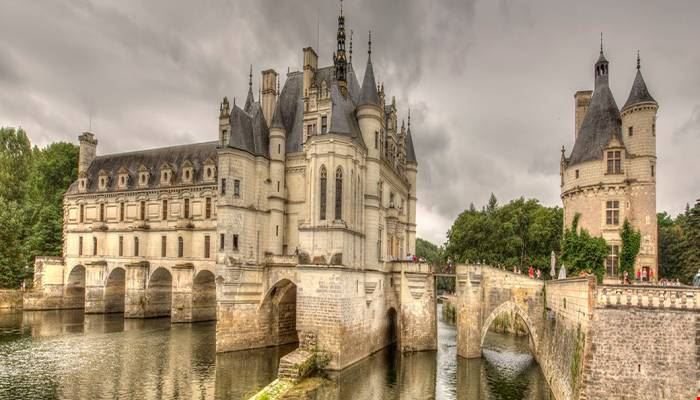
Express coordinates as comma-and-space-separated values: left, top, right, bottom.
511, 265, 542, 279
404, 254, 424, 263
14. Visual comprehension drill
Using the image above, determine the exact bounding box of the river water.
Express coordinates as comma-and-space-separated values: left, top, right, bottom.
0, 306, 551, 399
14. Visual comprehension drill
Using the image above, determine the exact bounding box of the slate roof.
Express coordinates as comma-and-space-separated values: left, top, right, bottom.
226, 100, 269, 157
622, 69, 656, 110
406, 129, 417, 163
328, 81, 366, 149
568, 83, 622, 166
68, 141, 218, 193
358, 57, 380, 106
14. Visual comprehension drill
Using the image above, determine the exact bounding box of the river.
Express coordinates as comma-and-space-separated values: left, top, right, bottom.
0, 306, 551, 399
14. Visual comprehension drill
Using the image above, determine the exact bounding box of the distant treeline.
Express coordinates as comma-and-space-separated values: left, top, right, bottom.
0, 127, 78, 288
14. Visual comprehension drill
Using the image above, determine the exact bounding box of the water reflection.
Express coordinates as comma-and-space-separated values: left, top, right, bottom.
0, 310, 292, 400
0, 306, 551, 400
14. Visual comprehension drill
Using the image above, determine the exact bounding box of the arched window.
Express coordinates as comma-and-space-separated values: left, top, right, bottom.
320, 166, 327, 220
178, 236, 184, 258
335, 167, 343, 220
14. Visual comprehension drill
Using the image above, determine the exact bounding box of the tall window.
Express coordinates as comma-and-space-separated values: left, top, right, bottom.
606, 200, 620, 225
184, 199, 190, 219
606, 245, 619, 276
204, 235, 211, 258
99, 203, 105, 222
205, 198, 212, 219
140, 201, 146, 220
233, 180, 240, 198
335, 168, 343, 220
118, 236, 123, 256
319, 166, 327, 220
651, 165, 655, 177
178, 237, 184, 258
93, 237, 97, 256
374, 131, 379, 149
78, 236, 83, 256
378, 228, 383, 261
119, 202, 125, 221
652, 123, 656, 136
233, 234, 239, 251
628, 126, 633, 137
607, 150, 621, 174
219, 233, 225, 250
321, 115, 327, 134
162, 200, 168, 220
134, 237, 139, 256
161, 236, 167, 257
221, 178, 227, 195
80, 204, 84, 223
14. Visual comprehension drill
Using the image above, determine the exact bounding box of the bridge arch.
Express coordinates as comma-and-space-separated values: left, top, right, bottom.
260, 278, 298, 346
145, 267, 172, 318
192, 269, 216, 321
104, 267, 126, 313
64, 265, 86, 309
480, 300, 539, 356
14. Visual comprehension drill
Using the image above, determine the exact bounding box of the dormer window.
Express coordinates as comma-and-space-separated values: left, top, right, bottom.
202, 158, 216, 183
117, 167, 130, 189
98, 170, 109, 191
138, 165, 150, 187
78, 171, 88, 192
181, 160, 193, 184
160, 163, 174, 186
606, 151, 622, 174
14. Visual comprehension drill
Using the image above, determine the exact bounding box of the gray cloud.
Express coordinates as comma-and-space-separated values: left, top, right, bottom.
0, 0, 698, 244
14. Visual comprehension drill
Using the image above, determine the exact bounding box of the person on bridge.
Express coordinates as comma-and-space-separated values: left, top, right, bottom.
528, 265, 534, 279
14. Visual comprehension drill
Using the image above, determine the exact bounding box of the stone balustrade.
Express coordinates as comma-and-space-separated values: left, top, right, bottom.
596, 284, 700, 310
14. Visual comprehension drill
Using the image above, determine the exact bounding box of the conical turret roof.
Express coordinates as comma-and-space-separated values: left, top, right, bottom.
359, 56, 380, 106
568, 84, 622, 166
622, 69, 656, 110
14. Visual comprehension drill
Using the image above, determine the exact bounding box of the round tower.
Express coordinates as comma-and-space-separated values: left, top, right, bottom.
620, 53, 658, 280
269, 95, 286, 255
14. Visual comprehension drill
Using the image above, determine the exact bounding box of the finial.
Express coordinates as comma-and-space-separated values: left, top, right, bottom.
349, 29, 353, 63
408, 108, 411, 129
249, 64, 253, 89
600, 32, 603, 54
340, 0, 343, 16
561, 145, 565, 153
277, 75, 280, 93
368, 30, 372, 55
636, 50, 640, 70
233, 97, 236, 107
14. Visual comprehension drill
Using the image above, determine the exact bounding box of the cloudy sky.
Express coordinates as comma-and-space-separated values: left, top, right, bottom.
1, 0, 698, 244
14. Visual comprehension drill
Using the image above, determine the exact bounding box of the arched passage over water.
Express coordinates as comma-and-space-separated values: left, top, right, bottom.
145, 268, 172, 318
192, 270, 216, 322
386, 307, 398, 346
64, 265, 86, 309
104, 268, 126, 313
480, 301, 538, 357
261, 279, 298, 346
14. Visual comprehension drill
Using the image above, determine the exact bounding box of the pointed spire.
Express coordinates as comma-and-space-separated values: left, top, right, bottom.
358, 32, 380, 107
405, 109, 416, 163
349, 29, 353, 64
636, 50, 641, 70
408, 108, 411, 132
623, 51, 657, 110
270, 97, 285, 130
594, 36, 609, 88
600, 32, 603, 54
368, 30, 372, 56
334, 1, 347, 85
245, 65, 255, 113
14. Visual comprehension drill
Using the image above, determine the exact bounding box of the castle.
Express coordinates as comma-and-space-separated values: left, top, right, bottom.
560, 43, 658, 281
27, 8, 434, 370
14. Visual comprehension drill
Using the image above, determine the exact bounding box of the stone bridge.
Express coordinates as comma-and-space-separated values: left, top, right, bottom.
454, 264, 700, 400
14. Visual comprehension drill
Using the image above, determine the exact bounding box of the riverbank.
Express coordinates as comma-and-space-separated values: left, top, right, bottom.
0, 290, 22, 309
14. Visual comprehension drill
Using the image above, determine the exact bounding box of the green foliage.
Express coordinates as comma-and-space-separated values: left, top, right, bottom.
416, 237, 454, 292
619, 219, 641, 278
445, 195, 562, 274
0, 127, 78, 288
657, 205, 700, 284
560, 214, 608, 282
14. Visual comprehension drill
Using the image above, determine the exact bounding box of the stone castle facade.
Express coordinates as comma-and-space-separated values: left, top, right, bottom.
560, 45, 658, 281
33, 8, 434, 370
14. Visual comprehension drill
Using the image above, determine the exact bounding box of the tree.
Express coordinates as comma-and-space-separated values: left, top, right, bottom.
0, 198, 27, 288
560, 214, 608, 282
619, 219, 641, 279
0, 127, 32, 202
679, 202, 700, 284
416, 238, 453, 293
658, 212, 684, 281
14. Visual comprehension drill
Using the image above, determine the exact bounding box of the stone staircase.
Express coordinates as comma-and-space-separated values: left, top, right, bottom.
277, 349, 314, 382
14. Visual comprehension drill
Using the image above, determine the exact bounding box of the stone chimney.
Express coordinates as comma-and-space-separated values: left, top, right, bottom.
303, 47, 318, 98
78, 132, 98, 175
261, 69, 278, 126
574, 90, 592, 139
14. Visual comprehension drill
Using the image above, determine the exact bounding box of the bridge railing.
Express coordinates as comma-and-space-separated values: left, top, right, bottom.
596, 285, 700, 310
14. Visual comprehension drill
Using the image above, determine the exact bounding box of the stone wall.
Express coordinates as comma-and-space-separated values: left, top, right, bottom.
579, 285, 700, 400
0, 289, 23, 309
539, 277, 595, 400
